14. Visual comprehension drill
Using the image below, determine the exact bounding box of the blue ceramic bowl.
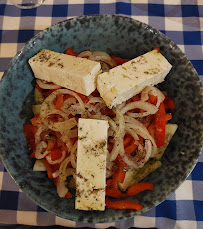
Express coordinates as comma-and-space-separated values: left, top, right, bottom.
0, 15, 202, 223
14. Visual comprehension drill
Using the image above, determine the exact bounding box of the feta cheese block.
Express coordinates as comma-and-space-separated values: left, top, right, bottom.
28, 49, 101, 96
75, 118, 109, 211
97, 49, 172, 108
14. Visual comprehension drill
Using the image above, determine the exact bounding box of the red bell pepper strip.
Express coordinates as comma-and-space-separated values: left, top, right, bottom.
106, 182, 153, 199
111, 56, 130, 65
105, 198, 143, 211
132, 94, 140, 102
112, 155, 127, 186
46, 149, 63, 161
125, 136, 143, 155
154, 102, 166, 148
44, 89, 59, 98
75, 92, 89, 103
30, 115, 41, 127
65, 191, 72, 199
165, 113, 172, 122
101, 107, 115, 116
47, 113, 65, 123
35, 84, 44, 93
65, 48, 78, 56
106, 179, 112, 188
107, 143, 113, 153
155, 102, 166, 118
125, 141, 138, 155
29, 152, 36, 158
149, 94, 157, 104
91, 89, 100, 97
155, 115, 166, 148
126, 182, 153, 197
41, 159, 54, 179
55, 94, 64, 110
111, 168, 123, 188
46, 137, 57, 151
153, 47, 160, 52
106, 188, 125, 198
23, 124, 38, 151
164, 96, 175, 110
147, 122, 156, 140
123, 134, 133, 148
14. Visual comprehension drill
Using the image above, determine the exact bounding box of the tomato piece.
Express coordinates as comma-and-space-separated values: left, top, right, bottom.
105, 198, 143, 211
23, 124, 38, 151
65, 48, 78, 56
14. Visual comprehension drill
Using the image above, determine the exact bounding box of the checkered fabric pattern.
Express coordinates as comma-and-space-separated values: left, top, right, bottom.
0, 0, 202, 228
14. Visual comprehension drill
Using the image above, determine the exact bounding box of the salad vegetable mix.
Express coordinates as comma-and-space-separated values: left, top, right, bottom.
24, 48, 177, 211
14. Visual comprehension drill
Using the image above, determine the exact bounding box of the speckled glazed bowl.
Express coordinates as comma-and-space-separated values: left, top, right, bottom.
0, 15, 202, 223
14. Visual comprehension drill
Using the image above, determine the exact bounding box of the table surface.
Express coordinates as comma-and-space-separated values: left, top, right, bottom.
0, 0, 202, 228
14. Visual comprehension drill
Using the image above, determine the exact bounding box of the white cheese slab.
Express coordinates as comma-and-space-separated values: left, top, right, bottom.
75, 118, 109, 211
29, 49, 101, 96
97, 49, 172, 108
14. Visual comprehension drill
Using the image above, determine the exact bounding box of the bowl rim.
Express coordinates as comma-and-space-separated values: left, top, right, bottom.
0, 14, 203, 223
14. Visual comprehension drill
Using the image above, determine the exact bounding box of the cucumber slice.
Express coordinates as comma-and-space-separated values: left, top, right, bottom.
118, 168, 138, 192
118, 123, 178, 191
153, 123, 178, 160
32, 104, 41, 115
34, 87, 44, 104
118, 160, 162, 192
33, 159, 47, 171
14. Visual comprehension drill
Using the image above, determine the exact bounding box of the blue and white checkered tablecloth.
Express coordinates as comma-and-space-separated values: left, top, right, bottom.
0, 0, 202, 228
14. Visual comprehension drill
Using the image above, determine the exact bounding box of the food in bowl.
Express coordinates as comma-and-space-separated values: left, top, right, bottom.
24, 47, 177, 211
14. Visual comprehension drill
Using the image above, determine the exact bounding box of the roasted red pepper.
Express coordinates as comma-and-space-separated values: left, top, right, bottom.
23, 124, 38, 151
111, 56, 131, 65
65, 48, 78, 56
126, 182, 153, 197
55, 94, 64, 110
41, 159, 54, 179
30, 115, 41, 127
105, 198, 143, 211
